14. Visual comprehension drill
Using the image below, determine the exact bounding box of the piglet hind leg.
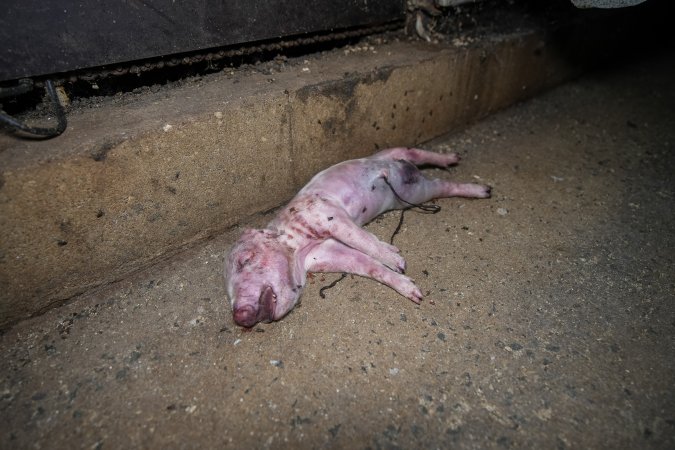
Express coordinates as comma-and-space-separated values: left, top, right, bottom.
305, 240, 422, 303
439, 180, 491, 198
373, 147, 460, 168
392, 175, 491, 208
375, 148, 491, 201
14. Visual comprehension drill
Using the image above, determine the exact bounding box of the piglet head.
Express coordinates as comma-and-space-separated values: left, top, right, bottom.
225, 229, 302, 327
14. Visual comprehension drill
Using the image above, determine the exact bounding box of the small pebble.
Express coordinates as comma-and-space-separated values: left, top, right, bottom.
497, 208, 508, 216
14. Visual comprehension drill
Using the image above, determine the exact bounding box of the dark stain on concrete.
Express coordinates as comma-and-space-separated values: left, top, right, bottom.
59, 219, 73, 234
296, 67, 395, 134
296, 66, 394, 104
319, 117, 339, 136
90, 140, 116, 162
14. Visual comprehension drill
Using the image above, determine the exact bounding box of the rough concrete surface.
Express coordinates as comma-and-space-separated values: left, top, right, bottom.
0, 25, 590, 327
1, 50, 674, 448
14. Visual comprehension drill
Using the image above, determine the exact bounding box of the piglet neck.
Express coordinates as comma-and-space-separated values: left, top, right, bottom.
266, 225, 304, 252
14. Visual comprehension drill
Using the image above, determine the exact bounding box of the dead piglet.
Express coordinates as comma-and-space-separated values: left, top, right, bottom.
225, 147, 491, 327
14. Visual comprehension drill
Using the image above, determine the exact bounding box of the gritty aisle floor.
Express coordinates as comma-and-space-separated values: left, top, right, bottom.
2, 51, 674, 449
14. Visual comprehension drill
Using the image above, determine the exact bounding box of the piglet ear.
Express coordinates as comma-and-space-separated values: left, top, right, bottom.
258, 286, 277, 323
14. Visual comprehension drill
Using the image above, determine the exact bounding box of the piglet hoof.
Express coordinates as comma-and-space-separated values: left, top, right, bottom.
445, 152, 461, 166
406, 283, 423, 304
384, 252, 406, 274
394, 275, 423, 304
469, 184, 492, 198
480, 185, 492, 198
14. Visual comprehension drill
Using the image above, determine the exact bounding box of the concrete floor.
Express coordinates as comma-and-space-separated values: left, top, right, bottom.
0, 27, 582, 328
1, 51, 674, 448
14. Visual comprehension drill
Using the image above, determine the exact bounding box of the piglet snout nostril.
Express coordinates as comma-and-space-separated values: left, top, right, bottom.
233, 305, 257, 328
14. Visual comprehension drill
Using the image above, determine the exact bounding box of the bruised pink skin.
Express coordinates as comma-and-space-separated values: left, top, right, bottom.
224, 147, 491, 327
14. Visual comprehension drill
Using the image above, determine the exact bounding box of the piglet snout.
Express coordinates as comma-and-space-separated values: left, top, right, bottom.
232, 286, 277, 327
233, 304, 258, 327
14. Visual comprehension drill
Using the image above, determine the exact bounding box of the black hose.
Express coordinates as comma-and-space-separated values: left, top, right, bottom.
0, 80, 67, 138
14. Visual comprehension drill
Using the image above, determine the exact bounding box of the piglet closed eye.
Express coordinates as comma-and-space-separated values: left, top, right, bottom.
224, 147, 491, 327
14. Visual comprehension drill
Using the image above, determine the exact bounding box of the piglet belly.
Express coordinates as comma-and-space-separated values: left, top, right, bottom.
341, 176, 401, 225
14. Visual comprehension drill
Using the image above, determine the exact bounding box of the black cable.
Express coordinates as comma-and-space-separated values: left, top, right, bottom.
390, 208, 408, 245
0, 80, 67, 138
319, 273, 348, 298
0, 78, 34, 98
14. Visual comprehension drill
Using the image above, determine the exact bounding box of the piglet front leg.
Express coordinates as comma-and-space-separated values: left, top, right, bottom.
301, 197, 406, 273
305, 239, 423, 303
325, 207, 406, 273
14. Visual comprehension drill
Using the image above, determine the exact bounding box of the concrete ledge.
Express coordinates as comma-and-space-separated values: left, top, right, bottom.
0, 27, 590, 327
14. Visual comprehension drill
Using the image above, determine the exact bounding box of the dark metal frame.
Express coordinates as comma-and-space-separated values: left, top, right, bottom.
1, 0, 404, 82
